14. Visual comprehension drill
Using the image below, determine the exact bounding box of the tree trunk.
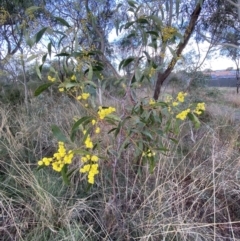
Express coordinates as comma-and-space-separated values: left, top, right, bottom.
153, 0, 205, 100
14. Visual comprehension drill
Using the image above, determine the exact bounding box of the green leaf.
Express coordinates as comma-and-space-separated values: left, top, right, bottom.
148, 15, 163, 29
35, 66, 42, 80
124, 21, 135, 29
105, 114, 121, 122
164, 119, 172, 133
136, 18, 149, 24
188, 112, 201, 128
25, 6, 41, 15
65, 82, 79, 89
128, 0, 137, 8
119, 57, 135, 71
51, 125, 69, 142
149, 156, 155, 173
141, 130, 153, 140
72, 149, 91, 156
88, 65, 93, 81
54, 17, 71, 28
71, 117, 92, 142
34, 83, 53, 96
84, 81, 97, 88
55, 53, 70, 57
127, 32, 137, 38
25, 34, 34, 48
143, 51, 151, 60
42, 54, 47, 63
61, 165, 70, 185
169, 137, 178, 144
135, 67, 142, 82
39, 64, 43, 72
146, 31, 159, 37
93, 65, 104, 71
156, 147, 169, 152
26, 54, 38, 62
58, 35, 67, 48
34, 27, 48, 44
48, 42, 52, 57
108, 128, 117, 134
142, 31, 147, 45
67, 167, 78, 178
148, 42, 157, 50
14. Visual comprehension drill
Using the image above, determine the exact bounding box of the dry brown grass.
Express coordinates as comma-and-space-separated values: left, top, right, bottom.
0, 88, 240, 240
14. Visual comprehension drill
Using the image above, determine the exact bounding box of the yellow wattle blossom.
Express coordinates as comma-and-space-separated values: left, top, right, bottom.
165, 95, 173, 103
80, 163, 99, 184
80, 154, 100, 184
92, 119, 96, 125
162, 26, 177, 42
194, 102, 205, 115
38, 142, 74, 172
176, 92, 187, 102
59, 87, 64, 92
81, 156, 88, 162
71, 75, 76, 81
82, 92, 90, 100
176, 108, 191, 120
98, 106, 116, 119
76, 92, 90, 101
95, 127, 100, 134
142, 149, 156, 157
48, 76, 56, 82
172, 101, 179, 107
91, 155, 99, 162
84, 135, 93, 149
149, 98, 156, 105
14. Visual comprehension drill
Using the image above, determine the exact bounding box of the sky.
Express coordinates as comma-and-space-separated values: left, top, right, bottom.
205, 57, 234, 71
109, 30, 236, 71
194, 42, 235, 71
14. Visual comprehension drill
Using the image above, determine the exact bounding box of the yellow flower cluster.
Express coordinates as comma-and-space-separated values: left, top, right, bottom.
95, 127, 100, 134
99, 73, 104, 80
80, 164, 99, 184
142, 149, 156, 157
149, 67, 156, 78
71, 75, 76, 81
165, 93, 187, 113
149, 98, 156, 105
91, 119, 101, 134
83, 130, 93, 149
176, 92, 187, 102
81, 154, 99, 162
0, 8, 9, 25
59, 87, 65, 92
172, 101, 178, 107
80, 154, 99, 184
48, 75, 56, 82
38, 142, 74, 172
194, 103, 205, 115
98, 106, 116, 120
162, 26, 177, 42
165, 95, 173, 103
176, 108, 191, 120
76, 92, 90, 100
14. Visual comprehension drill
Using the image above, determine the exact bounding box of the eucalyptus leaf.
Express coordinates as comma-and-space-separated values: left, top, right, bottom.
51, 125, 69, 143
